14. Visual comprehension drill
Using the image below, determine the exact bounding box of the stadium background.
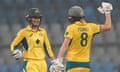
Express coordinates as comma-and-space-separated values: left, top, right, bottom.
0, 0, 120, 72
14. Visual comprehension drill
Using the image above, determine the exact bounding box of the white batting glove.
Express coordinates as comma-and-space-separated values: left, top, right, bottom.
12, 49, 22, 59
50, 58, 64, 72
98, 2, 113, 14
50, 63, 64, 72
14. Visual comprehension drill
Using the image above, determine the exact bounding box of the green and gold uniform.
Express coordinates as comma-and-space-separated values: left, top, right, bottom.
10, 26, 54, 72
64, 21, 100, 72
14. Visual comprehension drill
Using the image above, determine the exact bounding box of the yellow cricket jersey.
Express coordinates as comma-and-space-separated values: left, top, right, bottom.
64, 21, 100, 62
10, 26, 54, 60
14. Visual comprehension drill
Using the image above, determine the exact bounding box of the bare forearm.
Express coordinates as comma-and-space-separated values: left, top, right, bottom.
105, 14, 111, 29
58, 45, 68, 58
100, 14, 112, 32
58, 38, 70, 58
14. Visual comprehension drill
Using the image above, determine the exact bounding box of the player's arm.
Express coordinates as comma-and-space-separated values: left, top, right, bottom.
100, 13, 111, 32
44, 30, 55, 60
50, 26, 72, 72
10, 30, 24, 59
57, 37, 71, 59
50, 38, 70, 72
57, 26, 73, 60
49, 37, 70, 72
10, 30, 24, 52
98, 2, 113, 32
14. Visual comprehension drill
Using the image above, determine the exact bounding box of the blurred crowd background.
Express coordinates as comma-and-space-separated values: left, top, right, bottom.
0, 0, 120, 72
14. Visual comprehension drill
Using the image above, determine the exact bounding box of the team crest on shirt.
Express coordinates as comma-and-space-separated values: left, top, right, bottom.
36, 39, 40, 44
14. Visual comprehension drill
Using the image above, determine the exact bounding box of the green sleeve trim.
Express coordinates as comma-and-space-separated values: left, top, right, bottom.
44, 43, 50, 58
23, 61, 28, 72
21, 37, 28, 51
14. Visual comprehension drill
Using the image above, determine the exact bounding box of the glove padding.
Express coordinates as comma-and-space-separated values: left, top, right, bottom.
50, 63, 64, 72
12, 49, 22, 59
97, 2, 113, 14
50, 58, 64, 72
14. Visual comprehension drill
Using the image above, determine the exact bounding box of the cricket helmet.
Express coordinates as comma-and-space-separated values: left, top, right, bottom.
68, 5, 84, 17
25, 8, 42, 23
25, 8, 42, 18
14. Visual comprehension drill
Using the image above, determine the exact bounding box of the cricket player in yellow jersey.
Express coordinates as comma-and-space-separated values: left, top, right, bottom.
10, 8, 55, 72
53, 2, 113, 72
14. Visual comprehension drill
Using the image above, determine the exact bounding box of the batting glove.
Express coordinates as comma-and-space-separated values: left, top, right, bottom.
50, 58, 64, 72
12, 49, 22, 59
97, 2, 113, 14
49, 63, 64, 72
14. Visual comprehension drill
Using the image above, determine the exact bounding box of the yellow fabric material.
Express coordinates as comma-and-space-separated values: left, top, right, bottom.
24, 60, 47, 72
10, 25, 54, 60
64, 21, 100, 62
66, 67, 90, 72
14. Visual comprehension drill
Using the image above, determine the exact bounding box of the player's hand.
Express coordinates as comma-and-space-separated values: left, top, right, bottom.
12, 49, 22, 60
50, 58, 64, 72
51, 57, 63, 64
97, 2, 113, 14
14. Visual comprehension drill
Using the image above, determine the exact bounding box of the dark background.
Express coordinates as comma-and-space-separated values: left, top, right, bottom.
0, 0, 120, 72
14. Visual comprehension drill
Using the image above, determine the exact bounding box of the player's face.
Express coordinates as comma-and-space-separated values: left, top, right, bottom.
31, 17, 41, 26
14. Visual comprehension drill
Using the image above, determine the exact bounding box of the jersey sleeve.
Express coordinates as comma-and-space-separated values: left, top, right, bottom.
10, 29, 25, 52
43, 30, 54, 58
64, 26, 73, 39
91, 23, 100, 34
